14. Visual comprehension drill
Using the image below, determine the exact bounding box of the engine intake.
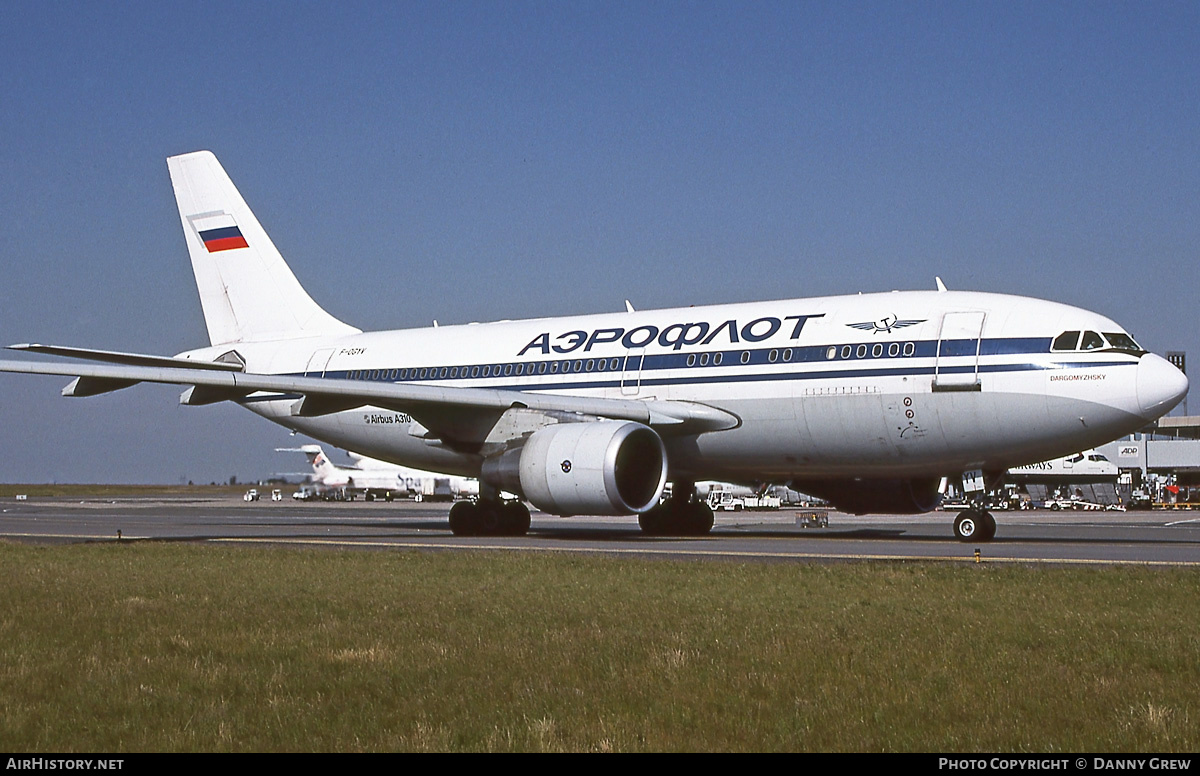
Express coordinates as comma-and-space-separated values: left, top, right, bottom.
482, 421, 667, 516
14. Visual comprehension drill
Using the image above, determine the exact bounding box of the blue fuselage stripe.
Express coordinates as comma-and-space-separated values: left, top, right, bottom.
235, 337, 1139, 403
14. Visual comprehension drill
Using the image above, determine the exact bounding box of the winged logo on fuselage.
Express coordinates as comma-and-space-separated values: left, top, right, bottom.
846, 314, 925, 335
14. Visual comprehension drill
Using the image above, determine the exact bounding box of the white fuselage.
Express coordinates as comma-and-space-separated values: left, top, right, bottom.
181, 289, 1182, 489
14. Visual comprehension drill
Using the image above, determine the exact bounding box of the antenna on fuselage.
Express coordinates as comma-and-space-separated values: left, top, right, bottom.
935, 277, 948, 292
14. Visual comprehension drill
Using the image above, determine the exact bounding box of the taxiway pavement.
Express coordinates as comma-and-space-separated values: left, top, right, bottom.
2, 497, 1199, 565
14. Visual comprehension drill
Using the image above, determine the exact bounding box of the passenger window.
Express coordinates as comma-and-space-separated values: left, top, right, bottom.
1052, 331, 1081, 351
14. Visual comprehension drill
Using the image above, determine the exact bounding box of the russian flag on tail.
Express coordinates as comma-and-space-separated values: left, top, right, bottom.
199, 225, 248, 252
189, 212, 248, 253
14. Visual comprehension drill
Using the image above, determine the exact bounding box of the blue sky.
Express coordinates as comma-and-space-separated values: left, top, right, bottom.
1, 1, 1197, 483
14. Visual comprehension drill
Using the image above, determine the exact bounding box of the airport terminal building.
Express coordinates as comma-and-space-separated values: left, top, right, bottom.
1096, 415, 1200, 508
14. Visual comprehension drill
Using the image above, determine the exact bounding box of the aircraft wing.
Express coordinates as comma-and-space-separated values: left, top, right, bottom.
0, 356, 739, 450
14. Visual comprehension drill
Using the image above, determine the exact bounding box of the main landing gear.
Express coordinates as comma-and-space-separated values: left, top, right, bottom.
448, 499, 531, 537
953, 507, 997, 542
638, 491, 715, 536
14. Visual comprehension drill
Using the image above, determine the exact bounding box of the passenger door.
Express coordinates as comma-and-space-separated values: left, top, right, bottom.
934, 312, 985, 391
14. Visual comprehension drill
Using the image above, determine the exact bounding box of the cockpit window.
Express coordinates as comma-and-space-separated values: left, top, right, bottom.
1102, 332, 1146, 356
1052, 331, 1081, 351
1080, 331, 1105, 351
1051, 330, 1146, 356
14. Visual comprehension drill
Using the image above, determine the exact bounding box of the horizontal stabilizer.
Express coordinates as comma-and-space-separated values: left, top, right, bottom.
9, 344, 243, 371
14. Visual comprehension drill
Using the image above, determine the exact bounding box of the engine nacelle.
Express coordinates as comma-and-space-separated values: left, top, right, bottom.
482, 421, 667, 516
794, 477, 943, 515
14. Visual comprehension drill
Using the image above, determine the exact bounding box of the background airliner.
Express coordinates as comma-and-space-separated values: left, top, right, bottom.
282, 443, 478, 502
1007, 450, 1119, 484
0, 151, 1187, 541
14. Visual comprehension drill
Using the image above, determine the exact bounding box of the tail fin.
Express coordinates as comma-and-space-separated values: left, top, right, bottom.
167, 151, 360, 345
300, 444, 339, 481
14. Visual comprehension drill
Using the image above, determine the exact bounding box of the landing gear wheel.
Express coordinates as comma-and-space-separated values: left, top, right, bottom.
475, 502, 503, 535
954, 511, 977, 542
449, 500, 529, 536
977, 509, 997, 542
448, 500, 478, 536
638, 507, 668, 536
499, 501, 531, 536
683, 500, 715, 536
637, 499, 714, 536
954, 508, 996, 543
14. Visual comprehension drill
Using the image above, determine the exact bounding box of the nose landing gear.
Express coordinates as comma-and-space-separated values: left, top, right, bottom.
953, 507, 997, 542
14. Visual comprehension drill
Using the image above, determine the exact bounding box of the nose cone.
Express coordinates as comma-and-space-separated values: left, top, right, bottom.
1137, 354, 1189, 419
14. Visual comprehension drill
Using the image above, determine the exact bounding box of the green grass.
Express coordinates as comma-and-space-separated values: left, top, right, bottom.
0, 484, 248, 499
1, 542, 1197, 751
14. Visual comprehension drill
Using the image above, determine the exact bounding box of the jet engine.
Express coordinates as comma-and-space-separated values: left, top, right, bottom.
482, 421, 667, 516
794, 477, 943, 515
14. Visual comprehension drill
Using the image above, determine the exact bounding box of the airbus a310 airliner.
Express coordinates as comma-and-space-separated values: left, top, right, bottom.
0, 151, 1187, 540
